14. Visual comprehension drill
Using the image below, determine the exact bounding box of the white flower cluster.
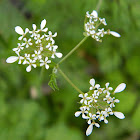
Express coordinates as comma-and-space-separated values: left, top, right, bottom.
6, 19, 62, 72
84, 10, 121, 42
75, 78, 126, 136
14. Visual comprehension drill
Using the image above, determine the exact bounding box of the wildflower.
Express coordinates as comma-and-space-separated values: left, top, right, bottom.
15, 26, 29, 40
84, 10, 121, 41
26, 59, 37, 72
89, 78, 100, 90
79, 93, 91, 105
6, 19, 63, 72
40, 57, 51, 69
75, 78, 126, 136
75, 106, 88, 119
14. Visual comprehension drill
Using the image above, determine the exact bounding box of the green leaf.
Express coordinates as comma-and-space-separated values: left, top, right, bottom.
48, 67, 59, 90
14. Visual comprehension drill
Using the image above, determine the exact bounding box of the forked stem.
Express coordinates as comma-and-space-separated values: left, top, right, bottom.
58, 36, 88, 65
57, 66, 84, 94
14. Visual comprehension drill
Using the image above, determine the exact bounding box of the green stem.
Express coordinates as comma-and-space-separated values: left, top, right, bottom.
40, 66, 45, 83
58, 36, 88, 65
57, 66, 84, 94
96, 0, 102, 12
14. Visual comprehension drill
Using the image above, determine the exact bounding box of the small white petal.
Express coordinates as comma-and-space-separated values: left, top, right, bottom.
114, 99, 120, 103
47, 60, 51, 63
18, 36, 23, 40
26, 65, 31, 72
105, 82, 109, 88
114, 112, 125, 119
75, 111, 81, 117
95, 84, 100, 89
45, 64, 49, 69
41, 19, 46, 29
55, 53, 63, 58
91, 10, 98, 18
32, 24, 36, 30
94, 123, 100, 127
114, 83, 126, 93
89, 87, 93, 90
6, 56, 18, 63
53, 32, 57, 37
42, 28, 48, 32
104, 119, 108, 124
90, 78, 95, 86
15, 26, 24, 35
86, 123, 93, 136
25, 28, 29, 34
79, 94, 83, 98
110, 31, 121, 37
82, 114, 89, 119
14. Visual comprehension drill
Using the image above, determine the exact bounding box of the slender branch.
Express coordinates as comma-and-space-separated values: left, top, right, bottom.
57, 66, 84, 94
58, 36, 88, 65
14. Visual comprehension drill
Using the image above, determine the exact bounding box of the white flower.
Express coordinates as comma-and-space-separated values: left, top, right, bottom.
103, 96, 114, 104
46, 43, 55, 51
40, 57, 51, 69
23, 54, 30, 64
38, 19, 48, 32
75, 106, 88, 119
103, 82, 113, 95
88, 93, 98, 103
91, 10, 98, 18
34, 34, 42, 44
114, 112, 125, 119
96, 111, 105, 121
109, 31, 121, 37
45, 31, 57, 44
79, 93, 91, 105
99, 18, 107, 25
32, 50, 42, 60
51, 45, 63, 58
15, 26, 29, 40
29, 24, 38, 37
110, 98, 120, 108
22, 38, 33, 48
114, 83, 126, 93
26, 59, 37, 72
89, 78, 100, 90
86, 122, 100, 136
86, 113, 96, 124
12, 43, 24, 53
84, 10, 121, 42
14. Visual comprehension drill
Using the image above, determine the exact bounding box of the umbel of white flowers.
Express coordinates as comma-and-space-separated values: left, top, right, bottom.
75, 78, 126, 136
6, 19, 63, 72
84, 10, 121, 42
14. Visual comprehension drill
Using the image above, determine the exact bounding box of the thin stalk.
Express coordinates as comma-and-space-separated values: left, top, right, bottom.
58, 36, 88, 65
96, 0, 103, 12
57, 66, 84, 94
40, 66, 45, 83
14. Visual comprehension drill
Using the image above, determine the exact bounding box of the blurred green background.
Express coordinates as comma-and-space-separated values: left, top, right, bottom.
0, 0, 140, 139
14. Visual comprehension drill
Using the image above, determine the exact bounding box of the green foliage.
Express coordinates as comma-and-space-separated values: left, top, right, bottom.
0, 0, 140, 139
48, 67, 59, 90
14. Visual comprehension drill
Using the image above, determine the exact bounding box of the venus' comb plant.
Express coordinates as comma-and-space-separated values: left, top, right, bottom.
6, 19, 62, 72
75, 79, 126, 136
6, 8, 126, 136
